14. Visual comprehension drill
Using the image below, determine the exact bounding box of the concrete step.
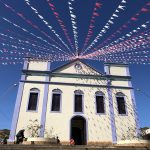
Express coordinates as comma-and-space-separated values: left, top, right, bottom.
0, 145, 150, 150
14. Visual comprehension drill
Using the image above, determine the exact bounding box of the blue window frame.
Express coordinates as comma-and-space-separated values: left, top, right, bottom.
74, 90, 84, 113
27, 88, 39, 111
95, 91, 105, 114
116, 92, 126, 115
51, 89, 62, 112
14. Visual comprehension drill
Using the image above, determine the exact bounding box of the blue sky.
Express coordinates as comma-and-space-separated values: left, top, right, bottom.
0, 0, 150, 129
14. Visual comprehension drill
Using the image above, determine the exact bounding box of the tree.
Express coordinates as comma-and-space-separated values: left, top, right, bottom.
140, 127, 150, 140
0, 129, 10, 139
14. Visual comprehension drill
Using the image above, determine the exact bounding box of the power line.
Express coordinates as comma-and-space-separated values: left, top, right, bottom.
136, 88, 150, 99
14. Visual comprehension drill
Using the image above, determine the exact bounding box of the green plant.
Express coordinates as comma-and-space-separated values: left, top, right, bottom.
44, 127, 57, 138
27, 119, 43, 137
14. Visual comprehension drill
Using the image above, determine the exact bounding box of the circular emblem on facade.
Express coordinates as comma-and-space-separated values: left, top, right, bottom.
74, 63, 82, 70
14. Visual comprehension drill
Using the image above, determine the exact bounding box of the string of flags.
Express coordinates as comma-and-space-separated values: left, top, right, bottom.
0, 32, 57, 55
81, 30, 150, 59
1, 17, 71, 56
24, 0, 73, 55
81, 0, 127, 55
82, 1, 102, 51
92, 2, 150, 51
93, 21, 150, 53
0, 0, 69, 52
46, 0, 75, 54
0, 0, 149, 65
68, 0, 79, 55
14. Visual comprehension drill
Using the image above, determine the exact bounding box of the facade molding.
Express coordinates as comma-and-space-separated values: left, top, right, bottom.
104, 62, 129, 67
22, 70, 131, 81
20, 80, 133, 90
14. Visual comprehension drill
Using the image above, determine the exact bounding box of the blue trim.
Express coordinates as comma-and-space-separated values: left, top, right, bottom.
95, 92, 106, 115
23, 60, 29, 70
116, 95, 128, 116
39, 62, 51, 137
26, 88, 40, 112
74, 91, 84, 114
9, 61, 28, 142
107, 80, 117, 143
104, 64, 110, 75
50, 89, 62, 113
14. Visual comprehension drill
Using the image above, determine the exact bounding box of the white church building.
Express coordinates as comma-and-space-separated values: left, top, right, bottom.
9, 59, 139, 145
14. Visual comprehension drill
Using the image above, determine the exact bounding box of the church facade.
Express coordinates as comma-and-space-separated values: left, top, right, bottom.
9, 59, 138, 145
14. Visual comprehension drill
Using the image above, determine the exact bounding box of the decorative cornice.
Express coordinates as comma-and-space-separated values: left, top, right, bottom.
20, 80, 133, 89
22, 70, 131, 81
104, 62, 129, 67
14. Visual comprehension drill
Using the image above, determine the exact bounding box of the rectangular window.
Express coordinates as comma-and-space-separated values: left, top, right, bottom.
28, 93, 38, 111
117, 97, 126, 114
75, 95, 82, 112
96, 96, 104, 113
51, 94, 60, 111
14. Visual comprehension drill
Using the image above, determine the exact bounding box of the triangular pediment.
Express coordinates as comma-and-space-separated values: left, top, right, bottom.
52, 60, 102, 75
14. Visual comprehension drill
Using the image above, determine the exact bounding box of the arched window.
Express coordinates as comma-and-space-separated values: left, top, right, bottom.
116, 92, 126, 115
95, 91, 105, 114
51, 89, 62, 112
74, 90, 84, 113
27, 88, 40, 111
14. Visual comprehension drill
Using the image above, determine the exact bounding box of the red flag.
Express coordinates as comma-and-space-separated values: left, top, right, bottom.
94, 8, 97, 11
141, 8, 149, 12
95, 2, 102, 8
17, 13, 23, 17
49, 3, 55, 8
90, 25, 95, 28
51, 7, 55, 11
123, 25, 128, 28
136, 13, 140, 16
147, 2, 150, 6
54, 12, 59, 16
93, 12, 99, 16
131, 17, 138, 21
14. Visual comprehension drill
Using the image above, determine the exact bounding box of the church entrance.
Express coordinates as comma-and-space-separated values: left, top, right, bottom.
71, 116, 86, 145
